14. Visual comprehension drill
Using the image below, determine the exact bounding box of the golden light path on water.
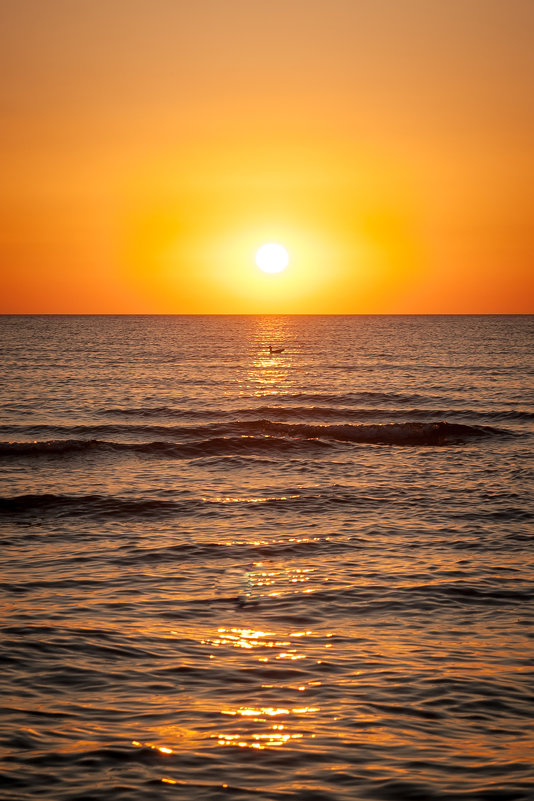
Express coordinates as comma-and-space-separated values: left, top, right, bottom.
128, 318, 333, 765
129, 623, 333, 767
128, 603, 534, 778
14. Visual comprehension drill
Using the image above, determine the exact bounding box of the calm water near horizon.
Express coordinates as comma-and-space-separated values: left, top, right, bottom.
1, 314, 533, 800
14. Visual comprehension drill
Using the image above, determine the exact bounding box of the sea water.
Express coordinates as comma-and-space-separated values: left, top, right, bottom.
0, 314, 533, 800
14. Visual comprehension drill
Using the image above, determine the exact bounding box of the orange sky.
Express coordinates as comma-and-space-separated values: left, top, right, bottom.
1, 0, 533, 313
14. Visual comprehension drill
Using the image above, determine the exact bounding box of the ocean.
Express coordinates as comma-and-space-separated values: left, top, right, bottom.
1, 314, 533, 801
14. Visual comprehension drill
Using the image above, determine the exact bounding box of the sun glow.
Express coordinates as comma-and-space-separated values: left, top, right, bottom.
255, 243, 289, 274
164, 225, 335, 313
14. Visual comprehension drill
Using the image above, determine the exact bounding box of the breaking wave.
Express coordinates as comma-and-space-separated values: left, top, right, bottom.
0, 420, 507, 460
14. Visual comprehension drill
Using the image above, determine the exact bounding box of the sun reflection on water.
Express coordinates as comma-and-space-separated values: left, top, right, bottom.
199, 624, 323, 750
217, 536, 328, 547
201, 626, 316, 662
128, 624, 323, 755
202, 494, 302, 504
131, 740, 174, 754
215, 562, 320, 602
214, 703, 320, 750
239, 316, 298, 396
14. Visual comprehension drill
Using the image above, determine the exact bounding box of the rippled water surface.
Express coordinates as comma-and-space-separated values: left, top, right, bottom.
1, 315, 533, 800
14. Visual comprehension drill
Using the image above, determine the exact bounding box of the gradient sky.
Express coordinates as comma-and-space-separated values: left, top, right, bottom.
1, 0, 533, 313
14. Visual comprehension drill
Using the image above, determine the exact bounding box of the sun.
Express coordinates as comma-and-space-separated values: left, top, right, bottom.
255, 243, 289, 274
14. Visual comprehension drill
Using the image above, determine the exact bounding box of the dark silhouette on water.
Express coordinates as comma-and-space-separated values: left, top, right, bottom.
269, 344, 285, 354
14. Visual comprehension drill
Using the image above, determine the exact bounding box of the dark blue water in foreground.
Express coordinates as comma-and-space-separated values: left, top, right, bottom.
1, 315, 533, 800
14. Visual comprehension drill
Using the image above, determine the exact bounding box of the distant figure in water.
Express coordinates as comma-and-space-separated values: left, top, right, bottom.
269, 344, 285, 354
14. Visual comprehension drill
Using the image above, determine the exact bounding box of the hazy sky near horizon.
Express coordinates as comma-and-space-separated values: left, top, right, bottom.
1, 0, 533, 313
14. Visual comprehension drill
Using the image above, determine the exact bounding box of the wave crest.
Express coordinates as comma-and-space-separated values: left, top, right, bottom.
0, 420, 505, 461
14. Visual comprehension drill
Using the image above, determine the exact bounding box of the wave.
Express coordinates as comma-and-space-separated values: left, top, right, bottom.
99, 392, 438, 418
0, 434, 332, 459
0, 489, 405, 520
4, 489, 528, 531
251, 419, 505, 445
0, 491, 387, 529
3, 407, 531, 442
0, 486, 424, 519
0, 421, 506, 460
0, 493, 197, 518
245, 406, 534, 423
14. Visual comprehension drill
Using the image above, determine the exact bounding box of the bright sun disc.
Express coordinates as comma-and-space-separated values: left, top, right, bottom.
255, 243, 289, 274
